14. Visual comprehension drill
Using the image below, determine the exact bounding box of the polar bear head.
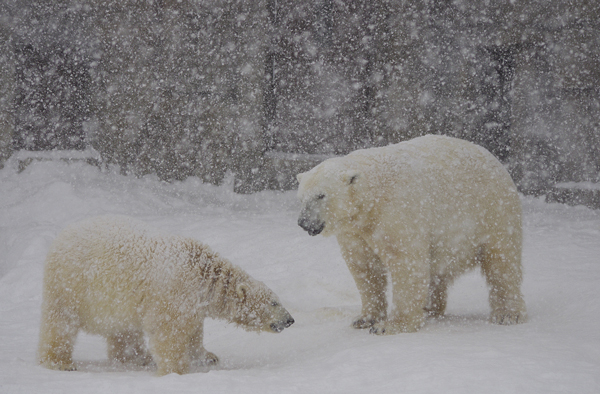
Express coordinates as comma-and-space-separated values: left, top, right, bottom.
296, 158, 363, 237
231, 278, 295, 333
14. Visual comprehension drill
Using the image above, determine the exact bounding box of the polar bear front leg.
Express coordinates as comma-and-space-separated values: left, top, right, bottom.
370, 248, 429, 335
149, 322, 192, 376
337, 233, 387, 329
189, 320, 219, 366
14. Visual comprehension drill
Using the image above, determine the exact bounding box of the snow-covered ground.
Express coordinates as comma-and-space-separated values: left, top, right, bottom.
1, 158, 599, 394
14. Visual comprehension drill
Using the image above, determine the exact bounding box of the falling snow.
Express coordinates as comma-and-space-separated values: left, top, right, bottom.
0, 1, 599, 392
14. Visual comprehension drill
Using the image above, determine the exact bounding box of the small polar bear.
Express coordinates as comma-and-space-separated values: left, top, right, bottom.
297, 135, 526, 335
38, 215, 294, 375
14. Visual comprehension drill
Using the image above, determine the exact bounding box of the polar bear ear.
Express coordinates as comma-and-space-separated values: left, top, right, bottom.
236, 283, 250, 301
342, 170, 361, 185
296, 172, 306, 184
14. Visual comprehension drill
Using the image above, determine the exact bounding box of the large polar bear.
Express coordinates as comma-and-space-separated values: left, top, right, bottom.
297, 135, 526, 335
38, 215, 294, 375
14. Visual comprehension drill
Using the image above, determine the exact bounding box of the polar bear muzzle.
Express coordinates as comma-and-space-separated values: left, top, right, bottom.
270, 315, 295, 333
297, 202, 326, 236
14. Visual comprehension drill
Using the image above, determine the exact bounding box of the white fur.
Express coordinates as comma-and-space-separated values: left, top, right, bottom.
297, 135, 526, 334
38, 215, 293, 375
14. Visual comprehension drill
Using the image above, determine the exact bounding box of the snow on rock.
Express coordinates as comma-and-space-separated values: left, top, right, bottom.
0, 160, 599, 393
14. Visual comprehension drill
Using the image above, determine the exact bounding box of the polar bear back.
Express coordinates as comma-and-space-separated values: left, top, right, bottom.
346, 135, 520, 273
344, 135, 513, 195
343, 135, 519, 228
43, 216, 197, 335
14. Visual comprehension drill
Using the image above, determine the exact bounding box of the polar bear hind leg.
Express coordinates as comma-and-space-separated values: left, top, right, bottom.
107, 331, 153, 366
38, 308, 79, 371
480, 242, 527, 325
424, 275, 450, 318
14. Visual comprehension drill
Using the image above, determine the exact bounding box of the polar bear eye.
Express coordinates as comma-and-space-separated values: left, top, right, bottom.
271, 301, 279, 307
316, 194, 326, 200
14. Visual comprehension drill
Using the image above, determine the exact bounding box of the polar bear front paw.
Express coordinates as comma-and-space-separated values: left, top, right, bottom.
56, 363, 77, 371
41, 359, 77, 371
191, 349, 219, 366
369, 316, 424, 335
200, 351, 219, 366
351, 315, 382, 329
369, 321, 404, 335
490, 310, 526, 325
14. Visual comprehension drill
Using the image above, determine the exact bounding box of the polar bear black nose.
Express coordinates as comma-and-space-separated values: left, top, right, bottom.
298, 216, 325, 236
285, 317, 295, 328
